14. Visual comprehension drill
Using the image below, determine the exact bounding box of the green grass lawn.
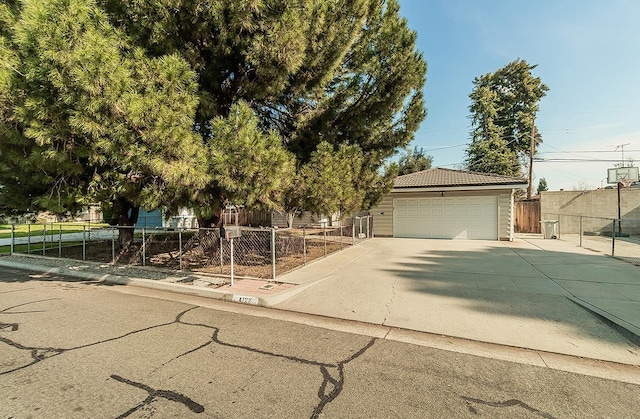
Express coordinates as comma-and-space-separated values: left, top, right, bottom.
1, 243, 45, 254
0, 223, 109, 239
0, 230, 191, 254
0, 241, 87, 254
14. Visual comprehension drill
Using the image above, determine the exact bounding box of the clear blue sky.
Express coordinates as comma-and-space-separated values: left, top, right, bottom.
397, 0, 640, 190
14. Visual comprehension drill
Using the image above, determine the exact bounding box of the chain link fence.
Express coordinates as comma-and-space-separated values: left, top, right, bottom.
542, 213, 640, 265
2, 215, 374, 281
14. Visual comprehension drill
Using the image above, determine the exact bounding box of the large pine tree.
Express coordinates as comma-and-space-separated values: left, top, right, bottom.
466, 59, 547, 176
98, 0, 426, 226
1, 0, 427, 229
0, 0, 206, 244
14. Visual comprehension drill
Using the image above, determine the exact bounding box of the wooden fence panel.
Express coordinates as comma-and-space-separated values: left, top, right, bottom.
514, 200, 541, 233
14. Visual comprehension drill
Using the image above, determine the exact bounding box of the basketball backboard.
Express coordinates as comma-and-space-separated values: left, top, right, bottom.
607, 167, 639, 184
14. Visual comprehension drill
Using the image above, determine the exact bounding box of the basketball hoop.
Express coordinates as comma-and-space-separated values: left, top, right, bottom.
619, 177, 634, 188
608, 167, 639, 185
606, 166, 638, 237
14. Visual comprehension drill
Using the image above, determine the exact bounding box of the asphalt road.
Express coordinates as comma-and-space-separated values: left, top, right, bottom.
1, 266, 639, 418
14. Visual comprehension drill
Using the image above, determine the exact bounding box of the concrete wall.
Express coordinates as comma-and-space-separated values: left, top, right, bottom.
371, 189, 515, 240
540, 189, 640, 234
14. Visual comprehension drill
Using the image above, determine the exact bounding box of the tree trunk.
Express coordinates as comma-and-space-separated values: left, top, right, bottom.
287, 212, 295, 229
113, 198, 139, 248
196, 208, 222, 229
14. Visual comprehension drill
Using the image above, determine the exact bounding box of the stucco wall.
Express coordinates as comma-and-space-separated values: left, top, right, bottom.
371, 189, 515, 240
540, 189, 640, 234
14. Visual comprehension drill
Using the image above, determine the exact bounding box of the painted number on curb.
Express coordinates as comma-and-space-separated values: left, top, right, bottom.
232, 295, 259, 305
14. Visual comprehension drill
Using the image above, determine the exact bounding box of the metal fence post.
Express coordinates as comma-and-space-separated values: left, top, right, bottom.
179, 229, 183, 270
556, 214, 560, 240
366, 216, 370, 239
611, 220, 616, 257
111, 228, 115, 263
58, 224, 62, 258
82, 225, 86, 261
10, 224, 14, 254
210, 229, 216, 265
142, 227, 146, 267
352, 217, 355, 246
42, 224, 46, 256
303, 226, 307, 265
323, 224, 327, 256
579, 216, 583, 247
230, 238, 235, 286
340, 223, 343, 249
27, 224, 31, 254
220, 236, 224, 274
271, 228, 276, 280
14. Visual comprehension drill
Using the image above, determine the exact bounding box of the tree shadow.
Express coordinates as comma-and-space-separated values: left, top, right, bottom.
377, 243, 639, 348
0, 265, 118, 286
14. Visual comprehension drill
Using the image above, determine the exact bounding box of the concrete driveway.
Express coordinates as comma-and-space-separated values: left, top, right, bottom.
271, 237, 640, 365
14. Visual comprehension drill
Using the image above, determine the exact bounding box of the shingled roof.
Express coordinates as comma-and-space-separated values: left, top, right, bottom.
394, 167, 527, 189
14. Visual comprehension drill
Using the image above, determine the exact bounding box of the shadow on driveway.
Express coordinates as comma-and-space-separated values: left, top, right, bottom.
275, 238, 640, 364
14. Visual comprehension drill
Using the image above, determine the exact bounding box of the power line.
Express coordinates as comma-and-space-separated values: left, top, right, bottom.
423, 143, 468, 151
536, 161, 602, 184
534, 158, 632, 163
538, 149, 640, 154
538, 108, 640, 115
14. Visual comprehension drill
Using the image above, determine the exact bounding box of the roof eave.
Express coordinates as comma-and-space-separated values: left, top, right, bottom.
391, 183, 529, 193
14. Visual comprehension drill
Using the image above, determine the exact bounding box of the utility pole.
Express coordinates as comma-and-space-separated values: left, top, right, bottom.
615, 143, 630, 167
614, 144, 631, 237
527, 115, 536, 199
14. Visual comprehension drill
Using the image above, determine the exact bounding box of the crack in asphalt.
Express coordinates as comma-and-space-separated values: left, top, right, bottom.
0, 287, 36, 295
0, 335, 65, 375
111, 374, 205, 417
178, 308, 377, 418
149, 340, 213, 375
0, 296, 563, 418
0, 307, 188, 376
0, 297, 62, 333
1, 298, 59, 315
461, 395, 556, 418
0, 304, 377, 418
0, 321, 19, 331
311, 338, 376, 419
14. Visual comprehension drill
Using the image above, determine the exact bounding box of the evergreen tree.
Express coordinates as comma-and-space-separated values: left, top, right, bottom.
172, 101, 295, 225
465, 137, 520, 177
1, 0, 427, 229
0, 0, 206, 244
397, 146, 433, 175
537, 178, 548, 194
466, 59, 547, 176
98, 0, 427, 225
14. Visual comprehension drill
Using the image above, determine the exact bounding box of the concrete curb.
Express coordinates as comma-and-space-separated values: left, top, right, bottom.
0, 258, 269, 306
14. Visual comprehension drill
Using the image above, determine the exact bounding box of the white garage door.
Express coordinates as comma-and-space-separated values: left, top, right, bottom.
393, 196, 498, 239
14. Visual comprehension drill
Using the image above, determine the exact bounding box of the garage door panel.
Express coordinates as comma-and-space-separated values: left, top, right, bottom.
394, 196, 497, 240
455, 207, 468, 217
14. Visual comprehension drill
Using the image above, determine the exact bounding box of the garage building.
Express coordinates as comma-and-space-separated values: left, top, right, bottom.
372, 168, 528, 241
